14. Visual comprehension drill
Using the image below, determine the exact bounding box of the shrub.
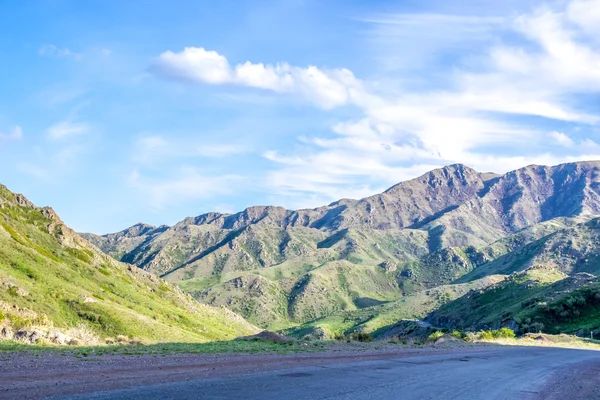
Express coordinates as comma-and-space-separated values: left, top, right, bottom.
351, 332, 373, 342
477, 328, 516, 340
451, 330, 465, 340
428, 331, 444, 341
497, 327, 516, 339
116, 335, 129, 343
66, 247, 92, 264
477, 330, 495, 340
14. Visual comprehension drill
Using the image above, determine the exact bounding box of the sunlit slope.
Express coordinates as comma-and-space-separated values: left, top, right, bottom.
0, 185, 258, 343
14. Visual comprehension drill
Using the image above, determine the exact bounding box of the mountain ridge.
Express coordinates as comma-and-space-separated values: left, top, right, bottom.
81, 160, 600, 336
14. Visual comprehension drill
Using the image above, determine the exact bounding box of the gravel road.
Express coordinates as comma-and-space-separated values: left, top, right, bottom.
1, 345, 599, 399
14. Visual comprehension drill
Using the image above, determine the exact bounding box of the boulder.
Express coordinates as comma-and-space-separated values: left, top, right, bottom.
1, 326, 13, 338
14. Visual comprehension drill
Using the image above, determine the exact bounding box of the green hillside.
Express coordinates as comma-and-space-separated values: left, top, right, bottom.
0, 185, 258, 345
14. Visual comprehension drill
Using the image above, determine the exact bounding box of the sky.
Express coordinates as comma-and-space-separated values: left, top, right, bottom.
1, 0, 600, 234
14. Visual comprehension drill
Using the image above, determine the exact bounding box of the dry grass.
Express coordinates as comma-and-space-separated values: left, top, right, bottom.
484, 334, 600, 350
66, 324, 100, 345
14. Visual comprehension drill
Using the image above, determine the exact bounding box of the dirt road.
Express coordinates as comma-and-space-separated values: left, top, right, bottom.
1, 346, 598, 399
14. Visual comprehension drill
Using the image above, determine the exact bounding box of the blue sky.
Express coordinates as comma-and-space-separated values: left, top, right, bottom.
1, 0, 600, 234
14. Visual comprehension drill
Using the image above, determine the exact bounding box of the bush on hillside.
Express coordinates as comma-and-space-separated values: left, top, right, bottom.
428, 330, 444, 341
351, 332, 372, 342
477, 328, 516, 340
451, 330, 465, 340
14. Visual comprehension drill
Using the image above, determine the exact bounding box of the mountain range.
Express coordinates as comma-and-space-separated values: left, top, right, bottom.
81, 161, 600, 338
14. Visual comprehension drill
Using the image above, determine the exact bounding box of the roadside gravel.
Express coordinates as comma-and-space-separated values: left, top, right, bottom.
538, 357, 600, 399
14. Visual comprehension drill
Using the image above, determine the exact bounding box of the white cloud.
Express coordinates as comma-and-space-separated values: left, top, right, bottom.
0, 126, 23, 142
548, 131, 575, 147
567, 0, 600, 36
259, 1, 600, 205
153, 47, 364, 109
47, 120, 89, 140
146, 1, 600, 209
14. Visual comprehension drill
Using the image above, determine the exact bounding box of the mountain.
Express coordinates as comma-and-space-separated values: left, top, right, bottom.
84, 161, 600, 335
0, 185, 258, 345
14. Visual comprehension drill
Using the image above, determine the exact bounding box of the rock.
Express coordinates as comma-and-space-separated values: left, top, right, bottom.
49, 330, 71, 345
379, 261, 397, 273
502, 319, 519, 332
13, 330, 29, 341
1, 326, 13, 338
240, 330, 293, 343
28, 330, 46, 344
14, 194, 35, 208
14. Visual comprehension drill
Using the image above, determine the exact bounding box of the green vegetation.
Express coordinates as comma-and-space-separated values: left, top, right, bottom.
428, 331, 444, 341
0, 186, 257, 344
0, 338, 317, 356
283, 275, 503, 339
521, 283, 600, 334
476, 328, 516, 340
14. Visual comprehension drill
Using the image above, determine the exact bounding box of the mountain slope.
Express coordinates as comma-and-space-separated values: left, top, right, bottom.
85, 161, 600, 332
0, 185, 258, 344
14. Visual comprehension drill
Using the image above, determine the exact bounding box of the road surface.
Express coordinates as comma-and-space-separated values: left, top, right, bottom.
1, 346, 599, 399
56, 347, 599, 399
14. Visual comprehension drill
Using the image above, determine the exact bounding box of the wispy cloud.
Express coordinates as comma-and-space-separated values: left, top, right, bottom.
140, 1, 600, 209
0, 126, 23, 143
38, 45, 82, 60
47, 119, 89, 140
133, 135, 248, 165
362, 13, 506, 72
548, 131, 575, 147
259, 0, 600, 205
152, 47, 365, 109
128, 167, 244, 208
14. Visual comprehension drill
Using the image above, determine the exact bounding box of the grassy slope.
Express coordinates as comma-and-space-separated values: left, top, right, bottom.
0, 185, 258, 343
282, 275, 505, 339
176, 230, 486, 331
428, 266, 600, 332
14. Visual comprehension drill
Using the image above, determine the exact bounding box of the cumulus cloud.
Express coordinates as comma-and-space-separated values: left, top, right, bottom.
153, 47, 364, 109
0, 126, 23, 143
